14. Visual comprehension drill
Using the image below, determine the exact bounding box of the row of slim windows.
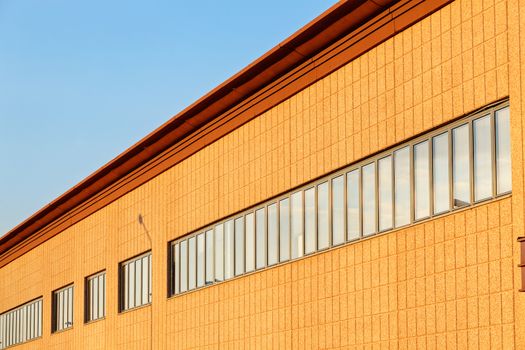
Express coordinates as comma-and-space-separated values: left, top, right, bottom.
0, 252, 151, 349
0, 102, 511, 348
169, 102, 511, 296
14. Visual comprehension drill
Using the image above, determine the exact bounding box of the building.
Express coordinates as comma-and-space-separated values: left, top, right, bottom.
0, 0, 523, 348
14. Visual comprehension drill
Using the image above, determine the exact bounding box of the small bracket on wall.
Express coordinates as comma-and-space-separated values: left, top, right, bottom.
517, 236, 525, 292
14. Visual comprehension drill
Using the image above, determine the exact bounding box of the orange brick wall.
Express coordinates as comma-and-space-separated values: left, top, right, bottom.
1, 0, 522, 349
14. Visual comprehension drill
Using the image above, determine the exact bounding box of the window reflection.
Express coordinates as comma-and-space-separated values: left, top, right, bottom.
414, 141, 430, 220
205, 230, 214, 284
188, 237, 196, 290
304, 188, 316, 254
234, 217, 245, 276
378, 156, 393, 231
394, 147, 410, 227
332, 176, 345, 245
317, 182, 329, 249
433, 133, 450, 214
267, 203, 278, 265
347, 169, 360, 240
452, 124, 470, 207
224, 220, 234, 279
279, 198, 290, 262
245, 213, 255, 273
291, 191, 304, 259
473, 115, 493, 201
197, 233, 205, 287
362, 163, 376, 235
255, 209, 266, 269
496, 107, 511, 194
214, 224, 224, 282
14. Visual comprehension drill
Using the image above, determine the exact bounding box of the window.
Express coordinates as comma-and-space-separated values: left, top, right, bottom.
378, 156, 393, 231
452, 124, 470, 207
304, 187, 316, 254
85, 271, 105, 322
394, 147, 410, 227
496, 106, 511, 194
255, 208, 266, 269
167, 102, 510, 297
235, 217, 245, 276
291, 191, 304, 259
267, 203, 279, 265
119, 252, 151, 312
188, 237, 196, 290
0, 298, 42, 349
205, 230, 214, 285
197, 233, 205, 287
332, 175, 345, 245
433, 133, 450, 214
414, 141, 430, 220
52, 285, 73, 332
347, 169, 360, 240
224, 220, 235, 279
317, 182, 329, 249
279, 198, 290, 262
362, 163, 376, 235
245, 213, 255, 272
473, 115, 493, 201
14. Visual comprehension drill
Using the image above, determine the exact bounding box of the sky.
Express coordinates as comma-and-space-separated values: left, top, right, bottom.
0, 0, 337, 236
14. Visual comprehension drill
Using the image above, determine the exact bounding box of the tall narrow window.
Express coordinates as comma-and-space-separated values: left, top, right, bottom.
214, 224, 224, 282
86, 272, 105, 322
235, 217, 245, 276
245, 213, 255, 273
362, 163, 376, 235
347, 169, 360, 240
267, 203, 279, 265
291, 191, 304, 259
52, 285, 73, 332
197, 233, 205, 287
205, 230, 214, 285
378, 156, 393, 231
180, 240, 188, 292
173, 243, 180, 294
188, 237, 196, 290
332, 176, 345, 245
120, 252, 151, 310
394, 147, 410, 227
224, 220, 235, 279
279, 198, 290, 262
433, 133, 450, 214
255, 208, 266, 269
473, 115, 493, 201
452, 124, 470, 207
496, 106, 511, 194
414, 141, 430, 220
317, 182, 329, 249
304, 187, 316, 254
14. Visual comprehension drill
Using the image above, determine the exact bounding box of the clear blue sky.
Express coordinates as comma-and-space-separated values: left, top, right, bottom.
0, 0, 336, 236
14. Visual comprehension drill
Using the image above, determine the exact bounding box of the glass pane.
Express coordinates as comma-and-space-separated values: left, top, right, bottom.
317, 182, 329, 249
433, 133, 450, 214
142, 257, 149, 305
197, 233, 205, 287
135, 259, 142, 306
291, 191, 304, 259
245, 213, 255, 273
148, 254, 152, 303
414, 141, 430, 220
235, 217, 245, 276
214, 224, 224, 282
267, 203, 278, 265
174, 243, 180, 294
362, 163, 376, 235
394, 147, 410, 227
180, 240, 188, 292
67, 287, 73, 327
347, 170, 360, 240
188, 237, 196, 290
496, 107, 511, 194
473, 115, 493, 201
332, 176, 345, 245
93, 277, 98, 320
304, 187, 316, 254
224, 220, 235, 279
279, 198, 290, 262
453, 124, 471, 207
128, 263, 135, 308
378, 156, 393, 231
255, 208, 266, 269
100, 274, 105, 317
205, 230, 214, 285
